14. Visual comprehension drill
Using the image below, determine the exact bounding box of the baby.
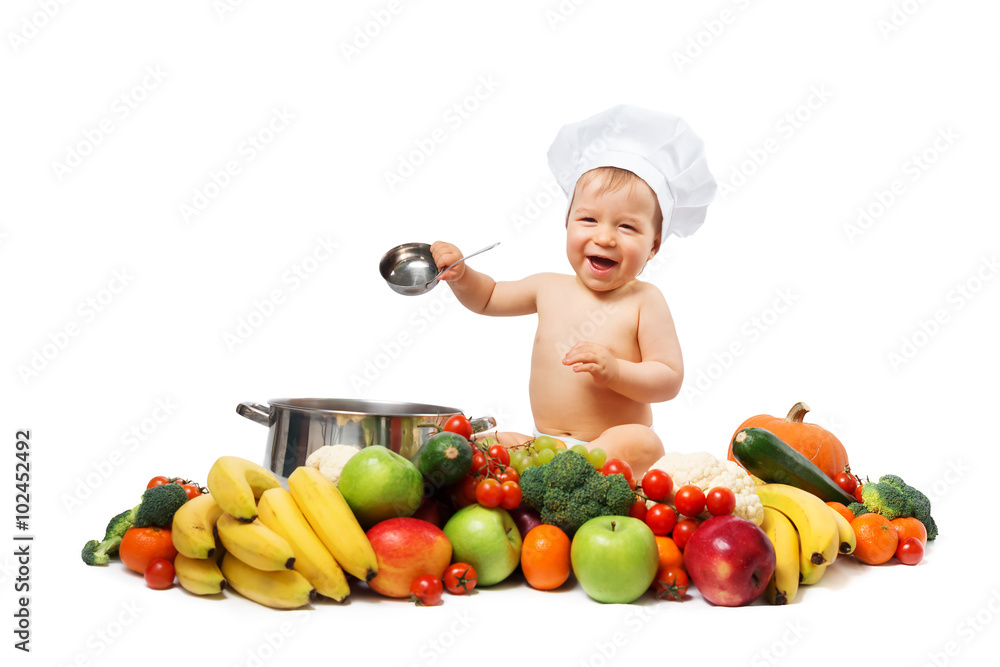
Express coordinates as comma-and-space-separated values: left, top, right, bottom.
431, 105, 716, 477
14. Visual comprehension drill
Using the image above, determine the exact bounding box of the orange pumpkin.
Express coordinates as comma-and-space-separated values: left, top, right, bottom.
726, 402, 849, 480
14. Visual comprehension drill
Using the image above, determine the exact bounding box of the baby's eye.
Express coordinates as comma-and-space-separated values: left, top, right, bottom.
580, 217, 597, 223
620, 224, 636, 231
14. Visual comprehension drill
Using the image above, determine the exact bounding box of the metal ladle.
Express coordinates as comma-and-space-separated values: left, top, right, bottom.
380, 241, 500, 296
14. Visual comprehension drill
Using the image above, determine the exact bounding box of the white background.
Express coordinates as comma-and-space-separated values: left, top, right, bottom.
4, 1, 999, 666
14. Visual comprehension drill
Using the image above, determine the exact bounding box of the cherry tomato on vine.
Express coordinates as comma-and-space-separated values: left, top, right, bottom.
672, 519, 699, 550
488, 444, 511, 468
601, 459, 633, 484
640, 469, 673, 502
443, 415, 473, 439
146, 476, 169, 490
475, 479, 503, 508
896, 536, 924, 565
443, 563, 478, 595
674, 485, 706, 517
499, 481, 522, 510
410, 574, 443, 606
644, 504, 678, 537
835, 471, 858, 495
705, 487, 736, 516
628, 498, 648, 521
653, 566, 689, 601
144, 558, 175, 590
471, 451, 488, 477
458, 475, 479, 505
181, 483, 202, 501
854, 484, 865, 503
498, 469, 520, 485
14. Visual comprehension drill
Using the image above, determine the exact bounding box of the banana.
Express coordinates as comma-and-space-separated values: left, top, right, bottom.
761, 506, 800, 605
217, 512, 296, 572
756, 483, 839, 585
206, 456, 282, 522
257, 487, 350, 602
172, 493, 225, 559
221, 552, 316, 609
174, 553, 227, 595
828, 505, 857, 555
287, 466, 378, 582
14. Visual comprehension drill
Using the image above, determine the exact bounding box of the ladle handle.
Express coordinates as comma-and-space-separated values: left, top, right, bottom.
436, 241, 500, 279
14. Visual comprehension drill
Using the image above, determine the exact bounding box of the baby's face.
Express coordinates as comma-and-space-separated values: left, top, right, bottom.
565, 173, 661, 292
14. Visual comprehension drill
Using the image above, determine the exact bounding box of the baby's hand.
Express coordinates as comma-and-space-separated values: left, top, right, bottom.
562, 342, 619, 387
430, 241, 466, 282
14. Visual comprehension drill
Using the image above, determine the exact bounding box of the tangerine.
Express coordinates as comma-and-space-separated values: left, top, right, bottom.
826, 501, 855, 525
120, 526, 177, 574
890, 517, 927, 546
654, 536, 683, 571
851, 513, 898, 565
520, 524, 571, 591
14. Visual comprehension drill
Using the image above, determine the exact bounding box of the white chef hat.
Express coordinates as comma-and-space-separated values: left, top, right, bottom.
546, 104, 717, 238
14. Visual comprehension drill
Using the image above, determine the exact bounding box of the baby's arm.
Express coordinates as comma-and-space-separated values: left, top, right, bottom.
430, 241, 542, 316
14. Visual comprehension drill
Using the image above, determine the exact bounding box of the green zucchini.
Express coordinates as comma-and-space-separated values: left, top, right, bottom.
411, 432, 473, 488
731, 427, 856, 505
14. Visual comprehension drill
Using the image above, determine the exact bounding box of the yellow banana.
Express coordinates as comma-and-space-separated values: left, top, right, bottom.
756, 483, 839, 585
288, 466, 378, 582
221, 552, 315, 609
217, 512, 296, 572
257, 487, 350, 602
172, 493, 224, 559
828, 505, 857, 555
761, 506, 799, 605
174, 553, 227, 595
206, 456, 281, 522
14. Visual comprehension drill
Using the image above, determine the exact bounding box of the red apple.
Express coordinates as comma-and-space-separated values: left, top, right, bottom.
366, 518, 453, 598
683, 514, 775, 607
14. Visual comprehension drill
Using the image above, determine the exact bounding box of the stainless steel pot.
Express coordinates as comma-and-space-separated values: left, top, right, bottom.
237, 398, 495, 478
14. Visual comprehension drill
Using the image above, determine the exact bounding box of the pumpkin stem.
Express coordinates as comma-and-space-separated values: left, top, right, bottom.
785, 402, 811, 423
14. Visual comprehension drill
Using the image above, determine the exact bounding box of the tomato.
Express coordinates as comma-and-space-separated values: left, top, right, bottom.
499, 481, 522, 510
458, 475, 479, 505
144, 558, 175, 590
498, 469, 520, 485
653, 566, 689, 601
146, 475, 169, 490
645, 504, 677, 537
488, 444, 511, 467
601, 459, 633, 484
443, 415, 473, 439
896, 536, 925, 566
181, 483, 202, 501
628, 498, 648, 521
835, 471, 858, 495
674, 485, 706, 517
471, 451, 488, 477
854, 484, 864, 503
705, 487, 736, 516
410, 574, 444, 606
443, 562, 478, 595
475, 479, 503, 508
640, 469, 673, 502
671, 519, 699, 550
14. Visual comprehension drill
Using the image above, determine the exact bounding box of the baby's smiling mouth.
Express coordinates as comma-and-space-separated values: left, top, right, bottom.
587, 255, 618, 271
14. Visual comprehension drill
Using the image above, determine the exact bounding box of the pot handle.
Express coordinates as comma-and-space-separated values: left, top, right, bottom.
469, 416, 497, 434
237, 401, 273, 427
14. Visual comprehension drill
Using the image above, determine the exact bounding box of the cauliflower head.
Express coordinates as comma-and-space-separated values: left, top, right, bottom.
646, 451, 764, 525
305, 445, 361, 485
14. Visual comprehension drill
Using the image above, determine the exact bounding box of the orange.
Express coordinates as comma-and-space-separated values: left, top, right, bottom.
655, 536, 683, 571
826, 502, 855, 525
520, 524, 571, 591
890, 517, 927, 546
851, 513, 898, 565
120, 526, 177, 574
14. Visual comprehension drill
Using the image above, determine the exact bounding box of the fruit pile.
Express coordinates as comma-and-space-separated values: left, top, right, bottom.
80, 401, 937, 609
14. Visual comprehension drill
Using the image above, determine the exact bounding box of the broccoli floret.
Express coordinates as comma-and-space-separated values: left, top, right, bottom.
519, 451, 635, 536
847, 502, 870, 518
878, 474, 937, 540
134, 482, 189, 528
861, 481, 912, 520
81, 508, 137, 566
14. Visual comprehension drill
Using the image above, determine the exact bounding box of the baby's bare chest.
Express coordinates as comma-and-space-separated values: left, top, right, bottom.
534, 288, 642, 361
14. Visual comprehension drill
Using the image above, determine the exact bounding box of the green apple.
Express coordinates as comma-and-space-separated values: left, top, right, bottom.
570, 516, 658, 603
443, 505, 522, 586
337, 446, 424, 529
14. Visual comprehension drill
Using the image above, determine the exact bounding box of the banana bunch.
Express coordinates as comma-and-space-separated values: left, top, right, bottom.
756, 483, 856, 604
171, 456, 377, 608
